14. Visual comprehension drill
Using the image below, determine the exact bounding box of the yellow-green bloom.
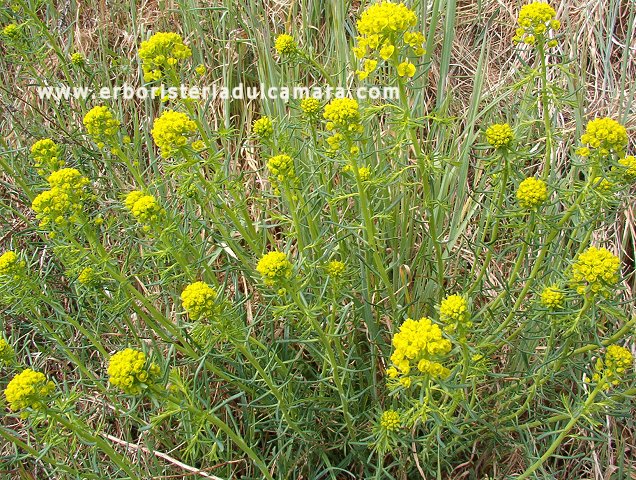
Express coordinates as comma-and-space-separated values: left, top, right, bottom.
151, 110, 198, 158
124, 190, 164, 226
615, 156, 636, 183
300, 98, 322, 117
70, 52, 86, 66
540, 285, 565, 309
579, 117, 629, 157
485, 123, 513, 149
397, 61, 416, 77
356, 2, 417, 37
139, 32, 192, 82
513, 2, 559, 47
389, 317, 451, 379
324, 98, 362, 134
274, 34, 297, 56
326, 260, 346, 279
379, 410, 401, 431
439, 294, 471, 335
267, 154, 296, 194
2, 23, 20, 40
77, 267, 100, 287
107, 348, 160, 395
31, 168, 91, 229
83, 105, 120, 140
181, 281, 218, 320
252, 116, 274, 138
0, 251, 26, 279
31, 138, 64, 173
592, 344, 633, 388
570, 246, 620, 296
516, 177, 548, 209
256, 251, 293, 287
0, 338, 14, 364
4, 369, 55, 411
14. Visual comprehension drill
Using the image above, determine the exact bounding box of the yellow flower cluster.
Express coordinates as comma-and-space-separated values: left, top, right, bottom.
540, 285, 565, 309
616, 156, 636, 183
253, 116, 273, 138
70, 52, 85, 66
151, 110, 198, 158
300, 98, 322, 117
579, 117, 629, 157
274, 34, 297, 56
83, 105, 120, 142
0, 251, 25, 279
570, 246, 620, 295
592, 345, 633, 388
107, 348, 160, 395
77, 267, 98, 287
181, 281, 218, 320
485, 123, 513, 149
516, 177, 548, 209
31, 138, 64, 174
4, 369, 55, 411
324, 98, 362, 132
139, 32, 192, 82
31, 168, 91, 229
256, 251, 293, 287
353, 2, 423, 80
2, 23, 19, 40
124, 190, 164, 226
380, 410, 401, 431
267, 154, 296, 194
439, 294, 471, 335
0, 338, 15, 364
389, 317, 452, 380
326, 260, 346, 279
513, 2, 560, 47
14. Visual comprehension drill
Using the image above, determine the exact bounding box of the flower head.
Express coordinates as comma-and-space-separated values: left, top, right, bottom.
580, 117, 629, 157
139, 32, 192, 82
31, 139, 64, 173
2, 23, 20, 40
540, 284, 565, 309
513, 2, 560, 47
485, 123, 513, 149
252, 116, 274, 138
124, 190, 164, 226
397, 61, 416, 77
379, 410, 401, 431
107, 348, 160, 395
32, 169, 91, 229
326, 260, 346, 279
256, 251, 293, 287
274, 34, 297, 56
570, 246, 620, 296
300, 98, 322, 118
357, 2, 417, 37
516, 177, 548, 209
324, 98, 362, 134
0, 251, 26, 279
592, 344, 633, 388
77, 267, 100, 287
83, 105, 120, 140
4, 369, 55, 411
151, 110, 198, 158
0, 338, 15, 364
181, 281, 218, 320
389, 317, 451, 379
70, 52, 86, 66
614, 156, 636, 183
439, 294, 471, 335
266, 154, 296, 194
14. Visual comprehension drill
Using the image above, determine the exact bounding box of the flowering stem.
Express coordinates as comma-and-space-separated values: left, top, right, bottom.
537, 42, 553, 181
149, 386, 274, 480
515, 381, 604, 480
47, 410, 140, 479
